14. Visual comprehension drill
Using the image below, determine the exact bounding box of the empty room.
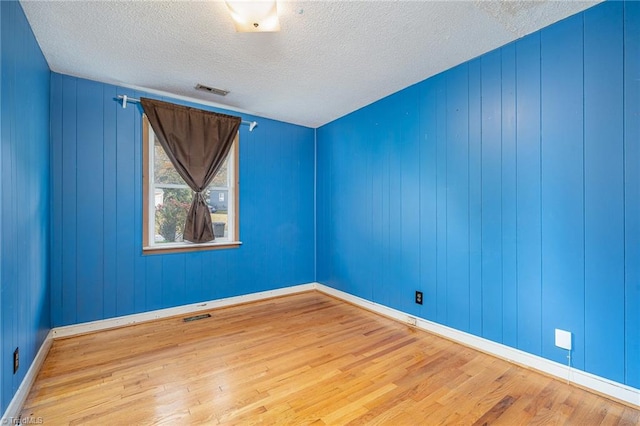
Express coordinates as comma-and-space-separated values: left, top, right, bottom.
1, 0, 639, 424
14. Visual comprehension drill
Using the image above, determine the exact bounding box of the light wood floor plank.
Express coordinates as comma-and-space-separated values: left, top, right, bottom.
20, 291, 639, 425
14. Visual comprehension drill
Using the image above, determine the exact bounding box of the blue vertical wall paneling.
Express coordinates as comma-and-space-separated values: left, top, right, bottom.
48, 74, 316, 329
315, 125, 331, 286
367, 106, 384, 304
0, 3, 15, 409
540, 13, 586, 370
445, 63, 470, 332
162, 255, 186, 307
115, 91, 136, 317
367, 101, 386, 306
184, 252, 204, 304
418, 78, 438, 322
0, 0, 50, 416
293, 124, 315, 285
378, 102, 394, 308
388, 88, 420, 315
480, 49, 503, 343
60, 76, 78, 325
583, 1, 625, 384
435, 74, 448, 324
398, 88, 421, 316
316, 0, 639, 388
362, 111, 376, 303
467, 58, 483, 337
76, 79, 105, 323
237, 122, 265, 292
500, 43, 518, 348
515, 32, 542, 356
132, 103, 147, 313
259, 120, 286, 289
345, 108, 370, 301
624, 0, 640, 389
50, 73, 63, 327
0, 1, 4, 408
102, 84, 118, 318
236, 126, 257, 290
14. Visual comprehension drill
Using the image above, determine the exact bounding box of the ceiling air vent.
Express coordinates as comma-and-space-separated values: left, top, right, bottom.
195, 83, 229, 97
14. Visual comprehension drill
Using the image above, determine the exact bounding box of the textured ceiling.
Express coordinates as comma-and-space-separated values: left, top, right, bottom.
20, 0, 601, 128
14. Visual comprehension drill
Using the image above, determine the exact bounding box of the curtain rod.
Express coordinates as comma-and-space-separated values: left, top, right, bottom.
116, 95, 258, 132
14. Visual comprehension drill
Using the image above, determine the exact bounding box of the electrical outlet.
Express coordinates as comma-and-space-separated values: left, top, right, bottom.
415, 291, 423, 305
13, 347, 19, 374
555, 329, 572, 351
406, 316, 417, 326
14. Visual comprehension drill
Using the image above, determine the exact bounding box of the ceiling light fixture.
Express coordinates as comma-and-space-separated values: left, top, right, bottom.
226, 1, 280, 33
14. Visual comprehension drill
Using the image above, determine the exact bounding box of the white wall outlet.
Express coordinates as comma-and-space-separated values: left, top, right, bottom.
406, 316, 417, 326
555, 329, 572, 351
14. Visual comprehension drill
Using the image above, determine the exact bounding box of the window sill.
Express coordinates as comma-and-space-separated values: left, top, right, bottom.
143, 240, 242, 255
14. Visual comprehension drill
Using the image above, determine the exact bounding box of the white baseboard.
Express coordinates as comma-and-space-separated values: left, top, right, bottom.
315, 283, 640, 408
1, 331, 53, 424
52, 283, 316, 339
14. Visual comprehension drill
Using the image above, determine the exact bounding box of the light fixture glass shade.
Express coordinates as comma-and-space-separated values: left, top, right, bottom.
226, 1, 280, 33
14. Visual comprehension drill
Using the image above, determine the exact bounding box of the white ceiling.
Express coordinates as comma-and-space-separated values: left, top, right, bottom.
20, 0, 601, 129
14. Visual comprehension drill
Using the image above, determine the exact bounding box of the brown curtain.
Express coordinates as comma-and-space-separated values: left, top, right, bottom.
141, 98, 241, 243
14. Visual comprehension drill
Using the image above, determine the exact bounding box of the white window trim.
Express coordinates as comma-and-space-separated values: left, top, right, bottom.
142, 116, 241, 254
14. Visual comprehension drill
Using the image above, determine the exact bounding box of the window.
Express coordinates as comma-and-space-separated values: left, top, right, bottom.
143, 115, 240, 253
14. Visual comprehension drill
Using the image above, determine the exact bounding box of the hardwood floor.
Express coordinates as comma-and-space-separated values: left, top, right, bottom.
21, 292, 639, 425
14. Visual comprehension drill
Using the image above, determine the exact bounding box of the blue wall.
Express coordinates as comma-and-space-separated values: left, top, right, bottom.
0, 0, 51, 415
49, 74, 315, 327
317, 0, 639, 389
